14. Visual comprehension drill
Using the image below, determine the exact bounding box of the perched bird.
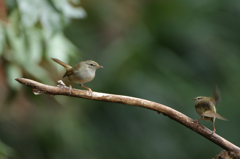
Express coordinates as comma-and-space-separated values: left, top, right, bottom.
193, 86, 227, 134
52, 58, 103, 94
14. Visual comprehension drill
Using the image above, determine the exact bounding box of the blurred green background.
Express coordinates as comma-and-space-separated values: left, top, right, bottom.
0, 0, 240, 158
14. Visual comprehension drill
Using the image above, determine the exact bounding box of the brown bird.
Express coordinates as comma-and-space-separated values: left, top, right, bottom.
193, 86, 228, 134
52, 58, 103, 94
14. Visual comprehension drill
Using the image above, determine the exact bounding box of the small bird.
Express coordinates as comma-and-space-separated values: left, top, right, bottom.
193, 86, 227, 134
52, 58, 103, 94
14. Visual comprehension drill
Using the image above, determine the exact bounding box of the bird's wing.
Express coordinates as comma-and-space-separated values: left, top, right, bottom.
212, 85, 221, 104
195, 100, 212, 110
63, 68, 75, 78
202, 110, 228, 121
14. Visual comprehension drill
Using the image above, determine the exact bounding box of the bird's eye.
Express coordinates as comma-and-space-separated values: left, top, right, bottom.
89, 64, 94, 66
197, 97, 202, 100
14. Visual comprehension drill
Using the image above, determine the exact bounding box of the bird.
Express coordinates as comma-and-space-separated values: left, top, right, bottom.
193, 86, 227, 134
51, 58, 103, 94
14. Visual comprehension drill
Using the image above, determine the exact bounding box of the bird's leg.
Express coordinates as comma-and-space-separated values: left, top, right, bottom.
212, 122, 216, 136
80, 84, 93, 95
195, 118, 202, 131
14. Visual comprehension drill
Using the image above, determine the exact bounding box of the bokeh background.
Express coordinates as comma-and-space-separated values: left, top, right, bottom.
0, 0, 240, 158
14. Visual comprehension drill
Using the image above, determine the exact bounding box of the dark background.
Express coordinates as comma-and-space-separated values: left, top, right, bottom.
0, 0, 240, 158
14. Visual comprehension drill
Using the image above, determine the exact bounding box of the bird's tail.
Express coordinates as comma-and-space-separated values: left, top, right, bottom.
51, 58, 72, 71
203, 110, 228, 121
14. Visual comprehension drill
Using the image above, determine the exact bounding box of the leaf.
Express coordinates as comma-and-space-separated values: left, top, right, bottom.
45, 32, 80, 70
23, 64, 54, 85
40, 3, 65, 33
6, 64, 22, 90
16, 0, 40, 27
5, 23, 27, 65
26, 28, 43, 63
52, 0, 87, 19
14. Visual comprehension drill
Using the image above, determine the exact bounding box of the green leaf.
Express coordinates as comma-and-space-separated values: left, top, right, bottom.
40, 1, 65, 33
5, 23, 27, 65
26, 28, 43, 63
17, 0, 39, 27
15, 0, 86, 34
52, 0, 86, 19
23, 64, 54, 85
45, 32, 79, 69
6, 64, 22, 90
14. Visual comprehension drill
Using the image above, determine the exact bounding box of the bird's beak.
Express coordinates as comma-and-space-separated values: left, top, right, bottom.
193, 98, 197, 100
97, 65, 103, 68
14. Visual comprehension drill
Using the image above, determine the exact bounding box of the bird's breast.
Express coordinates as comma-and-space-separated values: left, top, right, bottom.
195, 105, 205, 117
69, 69, 96, 84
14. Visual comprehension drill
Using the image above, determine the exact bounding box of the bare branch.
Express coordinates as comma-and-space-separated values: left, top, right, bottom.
15, 78, 240, 153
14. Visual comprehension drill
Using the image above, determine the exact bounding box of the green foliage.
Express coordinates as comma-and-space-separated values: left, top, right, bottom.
16, 0, 86, 32
1, 0, 240, 159
0, 0, 86, 88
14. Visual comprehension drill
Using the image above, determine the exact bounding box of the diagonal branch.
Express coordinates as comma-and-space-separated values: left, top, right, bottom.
15, 78, 240, 153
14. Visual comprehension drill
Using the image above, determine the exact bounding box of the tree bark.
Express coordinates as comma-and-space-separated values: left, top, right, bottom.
15, 78, 240, 154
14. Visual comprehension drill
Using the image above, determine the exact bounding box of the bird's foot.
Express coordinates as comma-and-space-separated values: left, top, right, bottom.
80, 84, 93, 96
57, 80, 66, 88
211, 128, 216, 137
87, 88, 93, 96
195, 119, 199, 131
69, 85, 72, 95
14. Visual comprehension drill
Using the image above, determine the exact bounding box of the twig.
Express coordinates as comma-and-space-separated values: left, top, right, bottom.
15, 78, 240, 153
